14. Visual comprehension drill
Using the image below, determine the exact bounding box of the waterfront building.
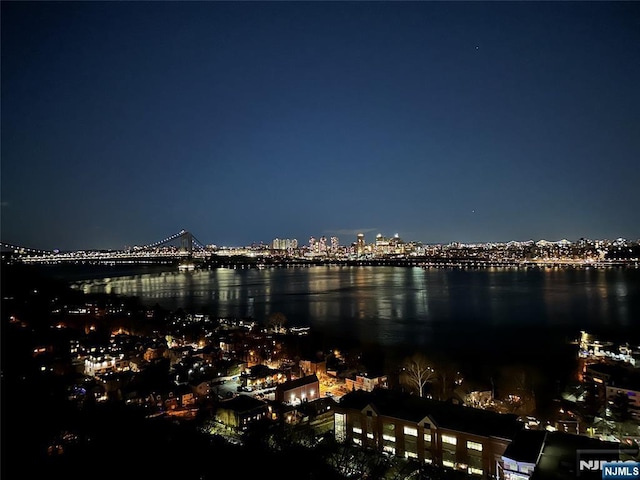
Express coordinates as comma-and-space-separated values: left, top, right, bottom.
372, 233, 406, 256
330, 236, 339, 254
605, 379, 640, 422
271, 237, 298, 251
319, 236, 327, 254
356, 233, 365, 256
375, 233, 391, 255
584, 363, 640, 421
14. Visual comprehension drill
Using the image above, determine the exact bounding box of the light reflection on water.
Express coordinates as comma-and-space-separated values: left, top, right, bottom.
74, 265, 640, 352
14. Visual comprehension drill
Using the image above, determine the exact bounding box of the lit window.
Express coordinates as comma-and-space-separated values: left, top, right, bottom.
404, 426, 418, 437
353, 427, 363, 434
443, 460, 455, 468
442, 435, 457, 445
367, 433, 374, 439
405, 451, 418, 459
353, 438, 362, 445
424, 432, 432, 443
335, 413, 347, 443
383, 434, 396, 442
469, 467, 483, 475
467, 441, 483, 451
521, 464, 534, 474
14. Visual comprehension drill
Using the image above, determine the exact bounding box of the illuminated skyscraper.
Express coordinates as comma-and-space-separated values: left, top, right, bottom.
330, 236, 339, 253
319, 236, 327, 253
356, 233, 365, 256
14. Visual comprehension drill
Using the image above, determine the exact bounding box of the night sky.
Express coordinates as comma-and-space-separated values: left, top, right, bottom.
2, 1, 639, 251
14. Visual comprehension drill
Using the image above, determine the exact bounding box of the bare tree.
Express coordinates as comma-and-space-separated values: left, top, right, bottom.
267, 311, 287, 333
400, 353, 436, 398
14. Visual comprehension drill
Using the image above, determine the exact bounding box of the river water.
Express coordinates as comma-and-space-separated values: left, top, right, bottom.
58, 264, 640, 366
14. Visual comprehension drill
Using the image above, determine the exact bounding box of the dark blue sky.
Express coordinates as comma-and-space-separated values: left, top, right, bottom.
2, 1, 639, 250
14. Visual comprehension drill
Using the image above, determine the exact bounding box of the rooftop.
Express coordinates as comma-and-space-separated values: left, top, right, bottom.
502, 429, 547, 464
275, 374, 319, 392
339, 389, 522, 440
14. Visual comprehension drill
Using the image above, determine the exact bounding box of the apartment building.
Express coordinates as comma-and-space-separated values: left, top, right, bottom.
334, 389, 522, 478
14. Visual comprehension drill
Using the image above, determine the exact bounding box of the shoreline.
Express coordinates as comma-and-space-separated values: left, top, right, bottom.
4, 261, 636, 420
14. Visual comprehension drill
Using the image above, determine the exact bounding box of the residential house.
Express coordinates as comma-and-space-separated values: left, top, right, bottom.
190, 379, 211, 399
240, 364, 285, 390
143, 343, 166, 361
193, 344, 222, 365
300, 355, 326, 377
344, 372, 388, 392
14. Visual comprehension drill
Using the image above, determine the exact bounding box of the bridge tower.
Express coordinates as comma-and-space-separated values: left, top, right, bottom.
179, 230, 193, 255
177, 230, 198, 270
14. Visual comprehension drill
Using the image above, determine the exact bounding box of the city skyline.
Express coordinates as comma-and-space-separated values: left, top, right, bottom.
3, 225, 639, 255
2, 1, 639, 251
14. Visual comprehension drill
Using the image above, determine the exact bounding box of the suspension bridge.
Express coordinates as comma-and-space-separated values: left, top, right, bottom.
1, 229, 212, 267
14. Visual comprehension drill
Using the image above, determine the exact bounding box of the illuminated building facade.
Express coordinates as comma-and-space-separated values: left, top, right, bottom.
357, 233, 365, 256
275, 374, 320, 405
334, 389, 521, 478
330, 236, 339, 254
271, 238, 298, 250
